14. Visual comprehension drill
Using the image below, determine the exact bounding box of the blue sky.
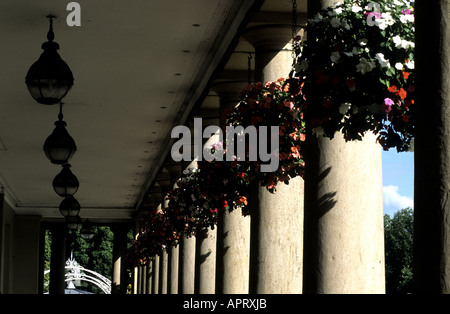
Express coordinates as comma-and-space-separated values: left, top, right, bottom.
382, 149, 414, 216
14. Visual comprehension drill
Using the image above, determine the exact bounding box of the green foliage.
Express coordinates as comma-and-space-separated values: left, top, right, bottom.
65, 226, 113, 294
44, 226, 114, 294
43, 230, 52, 294
384, 207, 413, 294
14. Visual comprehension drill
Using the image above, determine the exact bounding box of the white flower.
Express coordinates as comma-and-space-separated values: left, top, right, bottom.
312, 127, 324, 137
375, 53, 391, 68
335, 7, 343, 14
330, 17, 341, 28
392, 35, 402, 47
339, 103, 352, 115
352, 5, 363, 13
400, 14, 414, 24
330, 51, 341, 63
405, 40, 415, 49
393, 35, 415, 49
310, 13, 323, 24
405, 60, 415, 69
356, 57, 376, 74
375, 12, 395, 30
395, 62, 404, 70
358, 38, 368, 46
341, 19, 351, 30
352, 46, 362, 55
295, 60, 309, 72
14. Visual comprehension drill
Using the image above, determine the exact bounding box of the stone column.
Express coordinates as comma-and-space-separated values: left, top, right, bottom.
159, 252, 168, 294
166, 162, 182, 294
244, 25, 303, 294
213, 80, 251, 294
178, 156, 198, 294
178, 235, 196, 294
194, 129, 220, 294
146, 260, 153, 294
302, 0, 385, 293
112, 225, 129, 294
141, 262, 147, 294
195, 228, 216, 294
13, 215, 41, 294
413, 0, 450, 293
48, 223, 66, 294
168, 246, 179, 294
152, 255, 160, 294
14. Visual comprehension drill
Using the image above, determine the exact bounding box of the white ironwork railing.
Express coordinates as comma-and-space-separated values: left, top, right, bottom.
44, 252, 111, 294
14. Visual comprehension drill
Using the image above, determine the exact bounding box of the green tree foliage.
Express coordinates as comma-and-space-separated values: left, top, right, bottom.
44, 226, 114, 294
384, 207, 413, 294
65, 226, 114, 294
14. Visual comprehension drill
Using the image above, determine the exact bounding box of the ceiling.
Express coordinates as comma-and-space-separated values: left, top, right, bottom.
0, 0, 306, 223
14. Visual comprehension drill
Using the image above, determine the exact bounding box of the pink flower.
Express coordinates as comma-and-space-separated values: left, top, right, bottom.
402, 9, 412, 15
284, 101, 294, 109
384, 98, 394, 106
383, 98, 394, 113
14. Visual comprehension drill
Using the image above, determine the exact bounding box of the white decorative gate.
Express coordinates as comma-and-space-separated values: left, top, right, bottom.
44, 252, 111, 294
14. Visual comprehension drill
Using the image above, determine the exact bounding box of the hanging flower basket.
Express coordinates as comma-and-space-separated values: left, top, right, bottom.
295, 0, 415, 151
165, 143, 252, 236
226, 77, 306, 192
126, 209, 181, 267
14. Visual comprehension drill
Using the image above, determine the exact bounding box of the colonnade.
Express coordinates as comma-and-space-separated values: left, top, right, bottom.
132, 5, 386, 293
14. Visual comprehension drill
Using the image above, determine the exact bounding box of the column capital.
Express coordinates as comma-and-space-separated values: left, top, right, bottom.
243, 24, 293, 52
212, 80, 247, 105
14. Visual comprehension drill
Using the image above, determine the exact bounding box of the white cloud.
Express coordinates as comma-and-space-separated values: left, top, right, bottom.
383, 185, 414, 215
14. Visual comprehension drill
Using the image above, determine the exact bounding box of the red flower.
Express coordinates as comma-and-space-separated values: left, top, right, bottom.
388, 85, 397, 93
345, 79, 356, 91
402, 71, 410, 80
300, 133, 306, 142
398, 88, 407, 100
403, 99, 414, 109
237, 196, 248, 206
314, 70, 330, 84
291, 146, 301, 158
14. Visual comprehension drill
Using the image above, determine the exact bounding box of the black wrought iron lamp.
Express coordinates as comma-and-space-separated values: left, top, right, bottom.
53, 164, 79, 197
66, 215, 82, 230
59, 196, 81, 217
80, 220, 95, 241
43, 104, 77, 164
25, 16, 74, 105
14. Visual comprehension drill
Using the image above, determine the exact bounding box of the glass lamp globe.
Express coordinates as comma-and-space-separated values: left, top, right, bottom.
59, 196, 80, 218
52, 164, 79, 197
43, 118, 77, 164
25, 18, 74, 105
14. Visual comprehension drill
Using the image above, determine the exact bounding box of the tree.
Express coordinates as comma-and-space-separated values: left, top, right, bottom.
384, 207, 414, 294
44, 226, 114, 294
65, 226, 114, 294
